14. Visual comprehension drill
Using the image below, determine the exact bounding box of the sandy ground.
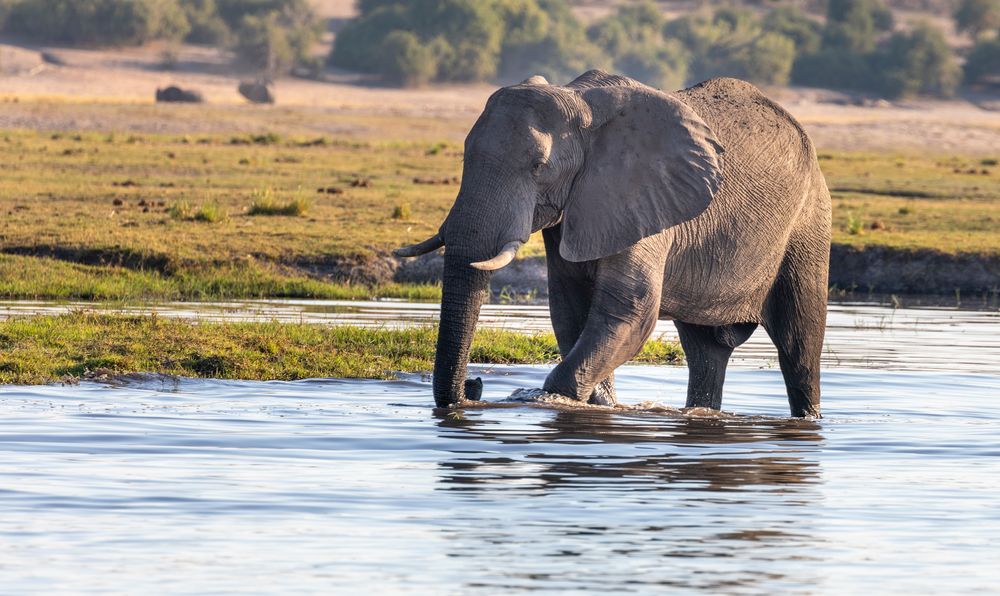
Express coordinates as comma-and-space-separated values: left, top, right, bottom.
1, 41, 999, 154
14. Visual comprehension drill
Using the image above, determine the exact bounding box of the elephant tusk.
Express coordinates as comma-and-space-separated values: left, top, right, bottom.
393, 234, 444, 257
470, 241, 522, 271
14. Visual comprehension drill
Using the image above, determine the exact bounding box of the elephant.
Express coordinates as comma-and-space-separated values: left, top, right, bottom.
395, 70, 831, 418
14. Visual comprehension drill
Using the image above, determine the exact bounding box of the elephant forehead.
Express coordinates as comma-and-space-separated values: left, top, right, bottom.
488, 85, 584, 123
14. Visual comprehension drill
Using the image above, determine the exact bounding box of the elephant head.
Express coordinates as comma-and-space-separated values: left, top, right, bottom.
395, 70, 723, 408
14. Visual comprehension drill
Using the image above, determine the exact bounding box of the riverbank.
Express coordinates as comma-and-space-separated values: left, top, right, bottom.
0, 313, 683, 385
0, 131, 996, 300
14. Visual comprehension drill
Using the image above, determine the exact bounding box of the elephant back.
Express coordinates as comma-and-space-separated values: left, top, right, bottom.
674, 78, 816, 173
660, 78, 823, 324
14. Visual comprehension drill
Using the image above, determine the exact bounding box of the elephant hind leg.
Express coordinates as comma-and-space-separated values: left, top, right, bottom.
763, 266, 827, 418
675, 321, 757, 410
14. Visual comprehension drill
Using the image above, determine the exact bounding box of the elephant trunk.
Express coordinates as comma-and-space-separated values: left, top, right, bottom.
433, 251, 492, 407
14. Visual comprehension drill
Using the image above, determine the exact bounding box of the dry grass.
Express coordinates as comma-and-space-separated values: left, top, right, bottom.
821, 152, 1000, 255
0, 130, 995, 300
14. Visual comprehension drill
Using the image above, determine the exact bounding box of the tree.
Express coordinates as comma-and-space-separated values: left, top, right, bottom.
6, 0, 190, 45
378, 31, 436, 86
587, 0, 686, 88
330, 0, 601, 86
181, 0, 229, 44
877, 22, 961, 98
232, 3, 319, 76
822, 0, 893, 53
964, 38, 1000, 85
763, 6, 822, 54
954, 0, 1000, 40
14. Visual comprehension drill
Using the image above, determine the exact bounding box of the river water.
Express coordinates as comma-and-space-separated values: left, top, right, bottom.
0, 300, 998, 593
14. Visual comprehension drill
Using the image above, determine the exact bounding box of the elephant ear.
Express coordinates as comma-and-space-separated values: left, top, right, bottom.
559, 85, 723, 263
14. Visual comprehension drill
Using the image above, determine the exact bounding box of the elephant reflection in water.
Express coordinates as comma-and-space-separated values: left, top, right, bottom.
431, 410, 826, 591
434, 409, 822, 492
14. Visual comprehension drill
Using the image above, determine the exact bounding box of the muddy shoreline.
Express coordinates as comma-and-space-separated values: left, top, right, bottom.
387, 244, 1000, 299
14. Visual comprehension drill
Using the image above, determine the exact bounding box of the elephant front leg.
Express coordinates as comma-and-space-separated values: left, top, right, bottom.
542, 243, 665, 402
543, 225, 616, 405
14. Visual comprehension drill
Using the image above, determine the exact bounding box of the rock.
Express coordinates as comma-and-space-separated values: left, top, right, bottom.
155, 86, 204, 103
238, 81, 274, 104
40, 51, 66, 66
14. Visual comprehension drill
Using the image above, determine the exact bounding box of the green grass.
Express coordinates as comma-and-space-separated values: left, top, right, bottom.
247, 189, 310, 216
0, 130, 995, 300
0, 314, 684, 385
0, 254, 442, 301
821, 152, 1000, 255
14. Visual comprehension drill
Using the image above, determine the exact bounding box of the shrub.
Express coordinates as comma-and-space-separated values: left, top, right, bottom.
330, 0, 599, 86
954, 0, 1000, 40
763, 6, 822, 54
168, 200, 192, 220
231, 4, 319, 75
822, 0, 893, 54
248, 190, 309, 216
663, 8, 796, 86
964, 38, 1000, 85
876, 22, 961, 98
740, 32, 797, 86
391, 204, 411, 219
497, 0, 607, 83
792, 49, 876, 90
6, 0, 190, 45
378, 31, 436, 86
588, 0, 683, 88
181, 0, 229, 44
194, 201, 226, 222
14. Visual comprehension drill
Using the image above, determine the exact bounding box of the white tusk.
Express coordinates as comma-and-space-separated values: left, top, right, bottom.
393, 234, 444, 257
470, 241, 522, 271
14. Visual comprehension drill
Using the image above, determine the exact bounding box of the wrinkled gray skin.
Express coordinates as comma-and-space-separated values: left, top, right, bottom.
401, 70, 831, 418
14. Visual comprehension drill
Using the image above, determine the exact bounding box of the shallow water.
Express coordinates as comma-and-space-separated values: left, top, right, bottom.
0, 367, 998, 593
1, 300, 999, 592
2, 299, 999, 373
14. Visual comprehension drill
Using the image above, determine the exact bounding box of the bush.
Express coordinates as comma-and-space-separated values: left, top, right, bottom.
792, 49, 876, 90
330, 0, 600, 86
194, 201, 226, 222
6, 0, 190, 45
822, 0, 893, 53
663, 8, 796, 86
248, 190, 309, 216
181, 0, 229, 44
497, 0, 607, 83
876, 22, 961, 98
229, 0, 320, 75
964, 38, 1000, 85
378, 30, 436, 86
954, 0, 1000, 40
740, 32, 797, 85
588, 1, 683, 88
763, 7, 822, 54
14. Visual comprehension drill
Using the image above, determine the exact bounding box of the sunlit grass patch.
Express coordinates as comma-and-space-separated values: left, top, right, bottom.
0, 254, 441, 301
247, 189, 310, 216
0, 314, 684, 385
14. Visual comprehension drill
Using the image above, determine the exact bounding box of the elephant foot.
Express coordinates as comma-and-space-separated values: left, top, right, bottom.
463, 378, 483, 402
588, 384, 618, 407
505, 387, 615, 408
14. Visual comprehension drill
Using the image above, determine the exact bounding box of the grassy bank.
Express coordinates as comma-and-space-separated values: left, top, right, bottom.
0, 129, 996, 299
0, 314, 684, 385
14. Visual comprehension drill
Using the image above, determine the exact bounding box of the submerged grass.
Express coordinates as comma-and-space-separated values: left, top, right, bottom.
0, 314, 684, 385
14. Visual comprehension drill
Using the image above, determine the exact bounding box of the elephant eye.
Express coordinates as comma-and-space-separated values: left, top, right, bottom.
531, 160, 548, 177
